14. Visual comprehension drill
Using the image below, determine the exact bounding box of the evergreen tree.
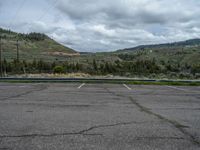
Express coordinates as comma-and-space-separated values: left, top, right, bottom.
93, 59, 98, 71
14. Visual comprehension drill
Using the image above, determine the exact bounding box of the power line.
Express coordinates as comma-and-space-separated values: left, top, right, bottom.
7, 0, 60, 31
37, 0, 60, 21
8, 0, 27, 29
24, 0, 60, 33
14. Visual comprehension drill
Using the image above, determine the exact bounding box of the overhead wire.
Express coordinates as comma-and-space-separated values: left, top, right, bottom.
8, 0, 60, 31
24, 0, 60, 38
8, 0, 27, 29
37, 0, 60, 21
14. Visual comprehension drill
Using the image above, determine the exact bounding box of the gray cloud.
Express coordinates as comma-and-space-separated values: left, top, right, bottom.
57, 0, 199, 26
0, 0, 200, 51
52, 0, 200, 51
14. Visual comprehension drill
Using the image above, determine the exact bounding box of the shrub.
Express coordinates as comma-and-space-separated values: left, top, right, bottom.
53, 66, 65, 74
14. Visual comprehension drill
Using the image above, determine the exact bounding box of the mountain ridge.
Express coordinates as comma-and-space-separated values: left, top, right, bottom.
116, 38, 200, 53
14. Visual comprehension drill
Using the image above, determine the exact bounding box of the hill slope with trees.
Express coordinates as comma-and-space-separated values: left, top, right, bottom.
117, 39, 200, 53
0, 28, 200, 79
0, 28, 79, 62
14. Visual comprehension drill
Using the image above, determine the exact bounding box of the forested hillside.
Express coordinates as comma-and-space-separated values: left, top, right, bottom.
0, 28, 78, 62
0, 28, 200, 79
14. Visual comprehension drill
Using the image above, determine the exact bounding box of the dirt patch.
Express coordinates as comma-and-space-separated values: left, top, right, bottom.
44, 52, 80, 56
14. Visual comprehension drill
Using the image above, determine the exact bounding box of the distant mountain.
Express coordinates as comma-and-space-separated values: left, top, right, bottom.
117, 39, 200, 53
0, 28, 79, 61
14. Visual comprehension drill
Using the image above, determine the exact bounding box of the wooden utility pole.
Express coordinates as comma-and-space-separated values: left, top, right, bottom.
16, 39, 19, 61
0, 36, 2, 77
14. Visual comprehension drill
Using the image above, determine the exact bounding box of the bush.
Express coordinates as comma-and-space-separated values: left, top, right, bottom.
179, 72, 193, 79
194, 73, 200, 79
53, 66, 65, 74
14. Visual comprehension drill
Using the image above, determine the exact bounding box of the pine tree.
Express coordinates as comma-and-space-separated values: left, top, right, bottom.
93, 59, 98, 71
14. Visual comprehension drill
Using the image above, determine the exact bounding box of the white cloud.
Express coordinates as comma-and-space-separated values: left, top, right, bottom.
0, 0, 200, 51
90, 25, 116, 37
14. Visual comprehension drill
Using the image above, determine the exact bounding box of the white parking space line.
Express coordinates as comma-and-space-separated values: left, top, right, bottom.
19, 86, 27, 88
167, 86, 188, 92
123, 84, 132, 90
78, 83, 85, 89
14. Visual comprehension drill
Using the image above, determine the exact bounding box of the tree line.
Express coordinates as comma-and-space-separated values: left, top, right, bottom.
0, 58, 199, 79
0, 28, 47, 41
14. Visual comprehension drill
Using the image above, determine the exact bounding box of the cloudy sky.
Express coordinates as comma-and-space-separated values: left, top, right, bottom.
0, 0, 200, 52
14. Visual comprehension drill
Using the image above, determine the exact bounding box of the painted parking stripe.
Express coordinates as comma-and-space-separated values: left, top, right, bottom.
167, 86, 187, 92
123, 84, 132, 90
78, 83, 85, 89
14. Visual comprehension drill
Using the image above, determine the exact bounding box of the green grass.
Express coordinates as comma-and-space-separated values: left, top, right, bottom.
127, 81, 200, 86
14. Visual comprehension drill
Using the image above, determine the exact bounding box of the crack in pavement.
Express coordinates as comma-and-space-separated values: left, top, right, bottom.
128, 96, 200, 146
0, 84, 49, 101
0, 103, 92, 108
134, 136, 184, 140
77, 121, 140, 134
0, 121, 142, 139
104, 87, 200, 147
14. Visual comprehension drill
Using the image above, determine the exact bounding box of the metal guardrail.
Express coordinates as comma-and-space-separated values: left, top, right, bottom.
0, 77, 199, 83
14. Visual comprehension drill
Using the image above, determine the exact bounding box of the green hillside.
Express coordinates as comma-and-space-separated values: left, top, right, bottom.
0, 28, 199, 79
0, 28, 79, 62
115, 39, 200, 66
117, 39, 200, 52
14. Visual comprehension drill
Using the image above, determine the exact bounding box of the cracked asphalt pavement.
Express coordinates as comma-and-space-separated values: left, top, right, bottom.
0, 83, 200, 150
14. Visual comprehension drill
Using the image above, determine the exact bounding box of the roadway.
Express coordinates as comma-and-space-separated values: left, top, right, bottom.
0, 83, 199, 150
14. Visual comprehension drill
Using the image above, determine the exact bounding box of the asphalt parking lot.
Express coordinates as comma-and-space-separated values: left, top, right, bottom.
0, 83, 199, 150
